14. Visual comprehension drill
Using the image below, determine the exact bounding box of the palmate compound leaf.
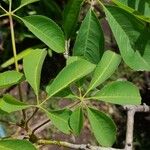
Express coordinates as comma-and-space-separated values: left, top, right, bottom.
23, 49, 47, 96
0, 94, 31, 113
0, 71, 23, 89
21, 15, 65, 53
73, 9, 104, 64
46, 58, 96, 98
69, 107, 83, 135
104, 5, 150, 71
46, 109, 72, 134
0, 139, 36, 150
91, 81, 141, 105
87, 107, 116, 147
63, 0, 84, 39
86, 50, 121, 94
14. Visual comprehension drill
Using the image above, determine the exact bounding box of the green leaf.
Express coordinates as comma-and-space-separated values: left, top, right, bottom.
104, 5, 150, 71
23, 49, 47, 96
40, 0, 62, 21
111, 0, 150, 23
115, 0, 150, 18
91, 81, 141, 105
53, 87, 78, 99
66, 56, 82, 65
73, 9, 104, 64
63, 0, 83, 38
46, 58, 95, 98
69, 107, 83, 135
86, 50, 121, 94
1, 48, 32, 69
21, 15, 65, 53
14, 0, 39, 12
87, 107, 116, 147
21, 0, 39, 6
0, 139, 36, 150
46, 109, 72, 134
0, 94, 31, 113
0, 71, 23, 89
0, 109, 8, 115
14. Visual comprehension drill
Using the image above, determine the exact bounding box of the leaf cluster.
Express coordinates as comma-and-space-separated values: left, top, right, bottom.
0, 0, 149, 149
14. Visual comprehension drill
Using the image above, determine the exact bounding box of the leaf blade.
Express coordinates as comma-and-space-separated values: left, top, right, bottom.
22, 15, 65, 53
0, 71, 23, 89
63, 0, 83, 38
46, 58, 95, 98
21, 0, 39, 6
46, 109, 72, 134
23, 49, 47, 96
87, 107, 116, 147
113, 0, 150, 19
0, 139, 36, 150
87, 50, 121, 93
104, 5, 150, 71
73, 9, 104, 64
0, 94, 31, 113
92, 81, 141, 105
69, 107, 83, 135
1, 48, 32, 69
14, 0, 39, 12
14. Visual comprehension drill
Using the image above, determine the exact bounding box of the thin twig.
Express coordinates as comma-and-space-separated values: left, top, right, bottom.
0, 119, 23, 128
125, 110, 135, 150
18, 84, 26, 120
0, 119, 15, 125
123, 104, 150, 113
91, 0, 95, 10
144, 72, 150, 89
32, 119, 50, 134
26, 108, 39, 125
38, 139, 123, 150
36, 104, 150, 150
66, 101, 81, 109
9, 11, 27, 121
64, 40, 70, 59
124, 104, 150, 150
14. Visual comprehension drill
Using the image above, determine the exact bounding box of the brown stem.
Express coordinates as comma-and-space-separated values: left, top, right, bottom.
32, 119, 50, 134
25, 108, 39, 129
